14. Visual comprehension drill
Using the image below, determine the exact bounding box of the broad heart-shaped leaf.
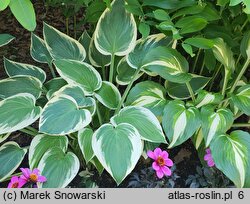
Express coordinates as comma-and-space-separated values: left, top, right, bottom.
43, 22, 86, 61
94, 0, 137, 56
111, 106, 166, 143
38, 147, 80, 188
127, 34, 172, 69
92, 123, 142, 185
39, 94, 92, 135
44, 77, 67, 99
0, 0, 10, 11
231, 85, 250, 116
116, 57, 143, 85
0, 34, 15, 47
126, 81, 167, 118
212, 38, 235, 71
54, 59, 102, 95
0, 142, 27, 182
240, 31, 250, 59
142, 46, 192, 83
195, 90, 223, 108
210, 130, 250, 188
30, 33, 52, 64
94, 81, 121, 110
0, 93, 41, 134
89, 35, 111, 67
51, 85, 96, 114
0, 76, 42, 99
4, 58, 46, 83
175, 16, 208, 34
29, 134, 68, 169
78, 31, 91, 64
78, 128, 94, 163
162, 100, 201, 148
165, 75, 210, 100
201, 106, 234, 147
9, 0, 36, 31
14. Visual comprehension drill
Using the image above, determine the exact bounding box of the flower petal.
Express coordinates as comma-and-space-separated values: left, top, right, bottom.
20, 168, 31, 178
147, 150, 156, 160
165, 158, 174, 167
154, 148, 162, 157
204, 154, 211, 161
207, 159, 215, 167
156, 169, 164, 179
161, 166, 172, 176
152, 161, 160, 171
18, 178, 27, 188
37, 176, 47, 183
11, 176, 19, 183
206, 148, 211, 154
161, 151, 169, 159
20, 175, 28, 182
32, 168, 40, 175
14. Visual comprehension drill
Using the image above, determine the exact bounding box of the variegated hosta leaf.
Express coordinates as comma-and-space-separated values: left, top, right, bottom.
126, 81, 168, 118
51, 84, 96, 115
240, 31, 250, 59
111, 106, 167, 143
29, 134, 68, 169
4, 58, 46, 83
195, 90, 223, 108
94, 81, 121, 110
39, 94, 92, 135
0, 93, 42, 134
38, 147, 80, 188
127, 33, 172, 69
201, 106, 234, 147
0, 142, 27, 182
92, 123, 142, 184
162, 100, 201, 148
210, 130, 250, 188
231, 84, 250, 116
44, 77, 67, 100
78, 31, 91, 64
0, 33, 15, 47
78, 128, 94, 163
43, 22, 86, 61
94, 0, 137, 56
142, 47, 192, 83
0, 76, 42, 99
116, 57, 143, 85
0, 133, 11, 143
54, 59, 102, 95
212, 38, 235, 71
30, 33, 52, 64
165, 75, 210, 100
89, 35, 111, 67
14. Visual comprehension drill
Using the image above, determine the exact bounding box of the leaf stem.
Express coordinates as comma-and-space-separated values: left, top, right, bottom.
115, 67, 141, 114
19, 129, 37, 136
96, 102, 103, 126
66, 17, 69, 35
232, 123, 250, 128
48, 62, 56, 78
191, 49, 201, 73
109, 54, 115, 83
102, 66, 106, 81
186, 81, 195, 102
1, 172, 22, 182
209, 64, 223, 91
26, 126, 38, 134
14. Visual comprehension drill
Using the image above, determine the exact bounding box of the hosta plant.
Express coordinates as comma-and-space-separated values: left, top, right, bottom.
0, 0, 250, 188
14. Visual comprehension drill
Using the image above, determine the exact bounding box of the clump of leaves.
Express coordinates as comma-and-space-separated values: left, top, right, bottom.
128, 165, 179, 188
185, 166, 234, 188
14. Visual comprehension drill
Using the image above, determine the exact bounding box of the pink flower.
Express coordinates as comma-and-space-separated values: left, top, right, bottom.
20, 168, 47, 185
147, 148, 174, 179
7, 176, 26, 188
204, 148, 215, 167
